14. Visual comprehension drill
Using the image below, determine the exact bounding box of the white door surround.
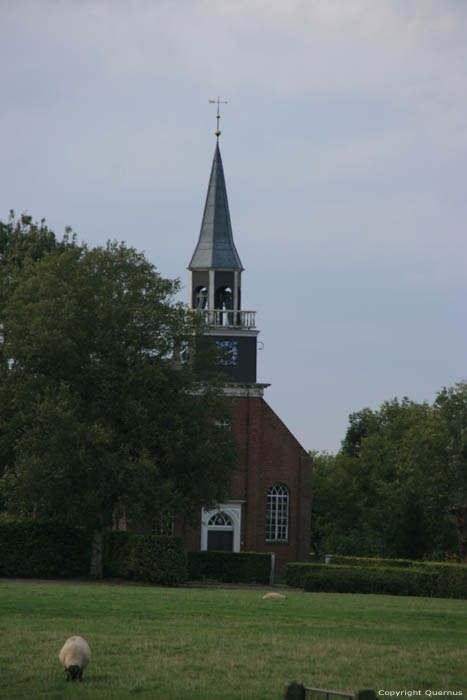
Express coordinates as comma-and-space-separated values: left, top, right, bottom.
201, 502, 243, 552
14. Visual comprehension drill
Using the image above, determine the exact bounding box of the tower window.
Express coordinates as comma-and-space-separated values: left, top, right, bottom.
266, 484, 289, 542
215, 286, 233, 309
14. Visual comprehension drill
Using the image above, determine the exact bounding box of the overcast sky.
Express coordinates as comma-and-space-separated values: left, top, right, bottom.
2, 0, 466, 454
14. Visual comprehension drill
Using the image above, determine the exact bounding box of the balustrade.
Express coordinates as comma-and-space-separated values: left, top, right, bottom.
193, 308, 256, 329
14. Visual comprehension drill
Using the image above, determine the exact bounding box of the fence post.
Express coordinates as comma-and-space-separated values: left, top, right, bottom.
284, 682, 306, 699
356, 691, 376, 700
269, 553, 276, 585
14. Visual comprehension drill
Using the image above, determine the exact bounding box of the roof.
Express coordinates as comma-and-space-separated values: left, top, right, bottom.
188, 141, 244, 271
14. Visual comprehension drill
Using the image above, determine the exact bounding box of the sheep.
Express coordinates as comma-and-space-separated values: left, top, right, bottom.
262, 592, 286, 600
59, 636, 91, 682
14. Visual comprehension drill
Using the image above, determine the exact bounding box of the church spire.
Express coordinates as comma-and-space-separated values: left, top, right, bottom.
188, 142, 243, 271
188, 118, 258, 384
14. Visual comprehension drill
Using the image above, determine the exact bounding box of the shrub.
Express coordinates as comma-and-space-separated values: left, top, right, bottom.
330, 555, 414, 568
188, 551, 271, 584
311, 555, 467, 599
416, 562, 467, 599
303, 564, 438, 597
104, 532, 187, 586
0, 520, 91, 578
286, 562, 315, 588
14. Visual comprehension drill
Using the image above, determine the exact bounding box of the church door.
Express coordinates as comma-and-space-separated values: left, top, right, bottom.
201, 503, 242, 552
206, 511, 234, 552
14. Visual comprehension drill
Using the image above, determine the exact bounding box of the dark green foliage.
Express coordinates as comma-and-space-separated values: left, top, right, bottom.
302, 564, 438, 597
104, 532, 187, 585
331, 555, 414, 568
0, 520, 91, 578
286, 562, 317, 588
414, 561, 467, 599
330, 556, 467, 596
288, 557, 467, 599
188, 551, 271, 584
0, 214, 238, 578
311, 393, 465, 560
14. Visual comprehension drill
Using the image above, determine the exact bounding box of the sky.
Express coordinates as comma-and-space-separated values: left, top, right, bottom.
1, 0, 467, 454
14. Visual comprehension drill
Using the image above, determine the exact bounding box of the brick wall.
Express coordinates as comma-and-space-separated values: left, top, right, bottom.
179, 394, 313, 577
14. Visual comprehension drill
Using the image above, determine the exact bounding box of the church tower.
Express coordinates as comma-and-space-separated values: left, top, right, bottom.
183, 112, 312, 574
188, 139, 258, 384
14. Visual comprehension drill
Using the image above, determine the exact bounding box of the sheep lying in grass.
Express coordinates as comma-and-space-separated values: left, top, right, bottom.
59, 636, 91, 682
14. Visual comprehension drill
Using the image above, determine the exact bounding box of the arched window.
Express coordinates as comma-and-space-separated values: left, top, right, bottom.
208, 511, 233, 527
266, 484, 289, 542
215, 286, 233, 326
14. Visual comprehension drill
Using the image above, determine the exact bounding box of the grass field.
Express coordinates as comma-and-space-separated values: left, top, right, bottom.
0, 580, 466, 700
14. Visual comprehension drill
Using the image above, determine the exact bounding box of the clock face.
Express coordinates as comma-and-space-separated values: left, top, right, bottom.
216, 340, 239, 366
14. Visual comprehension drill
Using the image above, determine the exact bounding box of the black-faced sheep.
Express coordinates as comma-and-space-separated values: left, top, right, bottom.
59, 636, 91, 681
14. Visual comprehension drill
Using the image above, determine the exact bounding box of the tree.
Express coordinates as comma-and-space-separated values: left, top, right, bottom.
313, 397, 459, 560
434, 383, 467, 560
0, 217, 237, 577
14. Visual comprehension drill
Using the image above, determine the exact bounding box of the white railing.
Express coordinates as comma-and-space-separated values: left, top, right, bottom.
193, 308, 256, 329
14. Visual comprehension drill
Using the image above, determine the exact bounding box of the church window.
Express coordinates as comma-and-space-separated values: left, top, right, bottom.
266, 484, 289, 542
208, 511, 233, 527
152, 512, 175, 536
215, 417, 231, 430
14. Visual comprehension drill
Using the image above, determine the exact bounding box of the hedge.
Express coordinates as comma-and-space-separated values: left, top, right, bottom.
0, 522, 187, 585
330, 555, 414, 568
414, 561, 467, 599
104, 532, 187, 585
288, 558, 467, 599
302, 564, 438, 597
286, 562, 318, 588
188, 551, 271, 584
324, 555, 467, 599
0, 521, 91, 578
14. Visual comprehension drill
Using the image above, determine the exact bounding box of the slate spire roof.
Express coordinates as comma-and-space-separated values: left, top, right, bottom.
188, 141, 244, 271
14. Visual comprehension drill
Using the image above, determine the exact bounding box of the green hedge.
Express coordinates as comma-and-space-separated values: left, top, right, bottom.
323, 555, 467, 599
330, 555, 414, 568
302, 564, 438, 597
286, 562, 317, 588
0, 521, 91, 578
104, 532, 187, 586
188, 551, 271, 584
289, 558, 467, 599
415, 561, 467, 599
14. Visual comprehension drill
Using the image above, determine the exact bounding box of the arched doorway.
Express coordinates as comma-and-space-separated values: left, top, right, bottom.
201, 503, 242, 552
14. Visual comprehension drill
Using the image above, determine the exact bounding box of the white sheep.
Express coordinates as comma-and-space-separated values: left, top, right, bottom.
59, 636, 91, 682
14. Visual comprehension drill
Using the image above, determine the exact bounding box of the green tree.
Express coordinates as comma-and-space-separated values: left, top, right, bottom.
313, 397, 458, 559
434, 383, 467, 559
0, 219, 237, 577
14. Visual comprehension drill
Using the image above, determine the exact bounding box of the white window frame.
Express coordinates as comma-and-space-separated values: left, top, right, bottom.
266, 483, 289, 542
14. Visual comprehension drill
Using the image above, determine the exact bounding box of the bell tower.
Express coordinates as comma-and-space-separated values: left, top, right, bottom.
188, 117, 259, 384
182, 106, 312, 571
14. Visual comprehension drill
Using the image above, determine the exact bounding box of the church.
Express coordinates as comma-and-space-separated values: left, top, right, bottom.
177, 117, 313, 575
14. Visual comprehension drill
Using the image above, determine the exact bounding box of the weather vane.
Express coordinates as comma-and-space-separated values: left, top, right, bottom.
209, 97, 228, 138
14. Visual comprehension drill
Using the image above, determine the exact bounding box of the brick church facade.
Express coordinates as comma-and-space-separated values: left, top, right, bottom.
176, 130, 313, 575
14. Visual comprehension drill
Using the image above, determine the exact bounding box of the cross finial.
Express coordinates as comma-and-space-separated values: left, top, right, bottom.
209, 97, 228, 138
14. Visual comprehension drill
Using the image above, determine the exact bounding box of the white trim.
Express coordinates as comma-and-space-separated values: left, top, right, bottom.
203, 328, 259, 339
208, 270, 215, 309
201, 502, 242, 552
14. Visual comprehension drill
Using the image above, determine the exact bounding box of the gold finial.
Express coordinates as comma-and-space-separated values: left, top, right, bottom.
209, 97, 228, 137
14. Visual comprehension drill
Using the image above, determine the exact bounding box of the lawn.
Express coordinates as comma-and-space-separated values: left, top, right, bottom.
0, 580, 466, 699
